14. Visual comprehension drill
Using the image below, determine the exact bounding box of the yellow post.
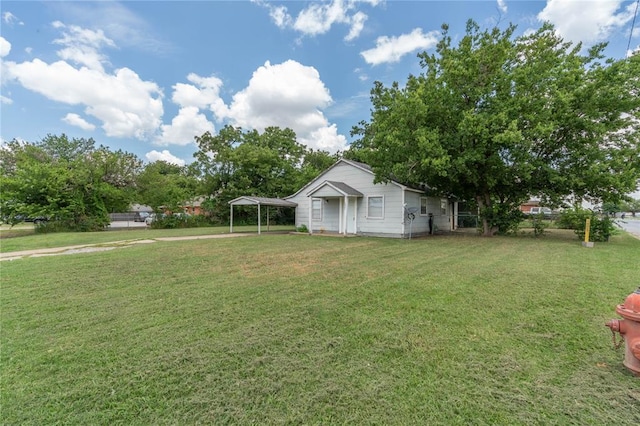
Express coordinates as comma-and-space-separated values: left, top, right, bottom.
584, 218, 591, 243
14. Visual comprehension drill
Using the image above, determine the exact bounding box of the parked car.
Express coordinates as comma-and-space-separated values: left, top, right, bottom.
134, 212, 150, 222
144, 214, 157, 225
528, 207, 553, 217
22, 216, 49, 225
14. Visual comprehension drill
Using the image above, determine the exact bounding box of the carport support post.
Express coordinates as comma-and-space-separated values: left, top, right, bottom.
230, 204, 233, 233
258, 203, 261, 235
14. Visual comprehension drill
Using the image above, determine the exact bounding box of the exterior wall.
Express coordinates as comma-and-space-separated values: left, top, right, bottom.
402, 191, 451, 236
287, 163, 444, 238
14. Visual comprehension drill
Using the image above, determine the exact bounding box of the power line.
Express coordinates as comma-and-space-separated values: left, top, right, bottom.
628, 0, 640, 56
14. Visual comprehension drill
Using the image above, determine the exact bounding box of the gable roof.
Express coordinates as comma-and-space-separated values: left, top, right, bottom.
307, 180, 364, 197
286, 158, 423, 199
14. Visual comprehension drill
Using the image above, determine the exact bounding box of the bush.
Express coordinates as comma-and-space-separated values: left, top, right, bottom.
556, 208, 617, 242
296, 224, 308, 233
35, 216, 109, 233
529, 214, 548, 237
148, 214, 214, 229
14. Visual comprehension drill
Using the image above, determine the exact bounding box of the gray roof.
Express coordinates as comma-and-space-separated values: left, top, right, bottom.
324, 181, 364, 196
228, 196, 297, 207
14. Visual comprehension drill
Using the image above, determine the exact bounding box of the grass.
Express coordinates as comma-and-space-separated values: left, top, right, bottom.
0, 224, 294, 253
2, 231, 640, 424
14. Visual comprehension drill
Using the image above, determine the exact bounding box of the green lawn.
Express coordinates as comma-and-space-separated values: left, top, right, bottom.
0, 224, 294, 253
2, 231, 639, 424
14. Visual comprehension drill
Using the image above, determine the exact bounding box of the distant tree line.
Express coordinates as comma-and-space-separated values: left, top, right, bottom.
0, 129, 337, 231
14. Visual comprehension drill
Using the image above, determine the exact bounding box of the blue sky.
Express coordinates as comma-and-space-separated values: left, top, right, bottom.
1, 0, 639, 170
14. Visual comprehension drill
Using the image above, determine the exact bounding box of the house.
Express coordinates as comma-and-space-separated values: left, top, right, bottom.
182, 196, 208, 216
284, 159, 458, 238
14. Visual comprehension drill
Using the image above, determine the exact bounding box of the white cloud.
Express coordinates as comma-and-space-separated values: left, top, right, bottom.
538, 0, 635, 46
269, 5, 293, 28
157, 106, 214, 146
0, 36, 11, 57
294, 1, 351, 36
2, 23, 164, 141
258, 0, 377, 41
145, 149, 186, 166
172, 73, 228, 118
497, 0, 507, 14
361, 28, 439, 65
345, 11, 367, 42
2, 12, 23, 26
1, 95, 13, 105
52, 21, 116, 72
0, 37, 12, 89
62, 113, 96, 131
223, 60, 347, 153
4, 58, 164, 139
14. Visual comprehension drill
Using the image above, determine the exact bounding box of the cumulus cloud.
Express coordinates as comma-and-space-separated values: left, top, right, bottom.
361, 28, 439, 65
538, 0, 635, 46
257, 0, 378, 41
172, 73, 228, 117
221, 60, 347, 152
157, 106, 215, 146
2, 23, 164, 140
0, 37, 11, 93
4, 58, 163, 139
0, 36, 10, 57
1, 95, 13, 105
145, 149, 186, 166
62, 113, 96, 131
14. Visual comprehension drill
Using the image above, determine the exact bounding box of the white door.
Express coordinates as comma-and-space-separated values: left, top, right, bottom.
346, 198, 357, 234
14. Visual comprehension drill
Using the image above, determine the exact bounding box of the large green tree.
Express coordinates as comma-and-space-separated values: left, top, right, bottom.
351, 20, 640, 236
136, 161, 199, 213
193, 125, 335, 221
0, 134, 142, 230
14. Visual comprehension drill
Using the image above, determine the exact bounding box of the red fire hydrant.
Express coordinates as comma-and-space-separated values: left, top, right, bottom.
605, 287, 640, 376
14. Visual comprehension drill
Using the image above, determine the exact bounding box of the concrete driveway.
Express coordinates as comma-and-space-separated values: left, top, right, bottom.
0, 233, 253, 261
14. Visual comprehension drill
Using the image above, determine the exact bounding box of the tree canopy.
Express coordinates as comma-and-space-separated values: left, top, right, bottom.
136, 161, 199, 214
351, 20, 640, 236
0, 134, 142, 230
193, 125, 336, 222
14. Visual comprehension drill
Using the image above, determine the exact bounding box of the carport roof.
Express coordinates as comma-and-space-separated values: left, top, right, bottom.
228, 196, 297, 207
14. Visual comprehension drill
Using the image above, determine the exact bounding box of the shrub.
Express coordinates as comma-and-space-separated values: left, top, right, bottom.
529, 214, 548, 237
296, 224, 308, 233
557, 208, 617, 242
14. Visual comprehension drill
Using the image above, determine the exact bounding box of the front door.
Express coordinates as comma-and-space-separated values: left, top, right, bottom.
346, 197, 357, 234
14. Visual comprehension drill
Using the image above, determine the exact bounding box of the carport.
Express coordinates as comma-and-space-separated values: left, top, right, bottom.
228, 196, 297, 235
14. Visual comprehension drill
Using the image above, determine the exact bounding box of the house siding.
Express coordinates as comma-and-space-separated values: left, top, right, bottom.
403, 191, 451, 236
288, 161, 434, 237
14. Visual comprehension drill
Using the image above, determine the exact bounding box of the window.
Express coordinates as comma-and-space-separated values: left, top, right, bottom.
420, 197, 428, 215
440, 199, 447, 215
367, 196, 384, 219
312, 199, 322, 221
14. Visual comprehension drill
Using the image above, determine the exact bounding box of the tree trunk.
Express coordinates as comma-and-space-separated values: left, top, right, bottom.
476, 194, 498, 237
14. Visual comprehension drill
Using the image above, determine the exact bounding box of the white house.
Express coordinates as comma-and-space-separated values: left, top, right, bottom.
284, 159, 457, 238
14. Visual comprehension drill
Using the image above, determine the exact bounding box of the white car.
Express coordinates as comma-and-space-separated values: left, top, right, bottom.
144, 214, 157, 225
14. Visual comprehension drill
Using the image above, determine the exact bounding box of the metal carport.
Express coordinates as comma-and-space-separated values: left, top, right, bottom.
228, 196, 297, 235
